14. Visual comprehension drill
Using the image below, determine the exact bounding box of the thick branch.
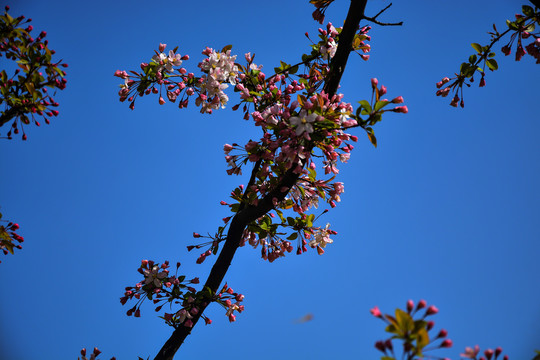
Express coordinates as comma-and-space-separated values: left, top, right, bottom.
153, 1, 368, 359
0, 107, 18, 127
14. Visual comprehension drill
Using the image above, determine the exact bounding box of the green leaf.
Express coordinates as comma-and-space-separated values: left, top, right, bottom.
522, 5, 534, 17
469, 54, 477, 64
286, 232, 298, 240
358, 100, 372, 114
471, 43, 483, 54
486, 58, 498, 71
395, 308, 414, 334
374, 100, 389, 112
221, 44, 233, 53
506, 19, 519, 30
306, 214, 315, 228
415, 328, 430, 354
366, 128, 377, 148
308, 167, 317, 181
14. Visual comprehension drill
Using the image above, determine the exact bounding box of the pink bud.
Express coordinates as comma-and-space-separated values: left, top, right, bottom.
406, 300, 414, 313
379, 85, 387, 96
228, 314, 236, 322
440, 339, 453, 348
205, 317, 212, 325
393, 106, 408, 113
370, 306, 382, 318
193, 232, 201, 238
426, 305, 438, 316
495, 347, 503, 356
437, 329, 448, 338
159, 43, 166, 52
223, 143, 234, 152
159, 97, 166, 105
484, 349, 494, 360
391, 96, 404, 104
479, 77, 486, 87
371, 78, 378, 88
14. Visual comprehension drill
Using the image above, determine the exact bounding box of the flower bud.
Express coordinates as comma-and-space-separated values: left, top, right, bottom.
370, 306, 382, 318
406, 300, 414, 313
440, 339, 453, 348
437, 329, 448, 338
374, 340, 385, 352
159, 43, 166, 52
425, 305, 439, 316
391, 96, 404, 104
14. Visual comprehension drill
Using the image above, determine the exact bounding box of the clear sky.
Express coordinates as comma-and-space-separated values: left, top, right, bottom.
1, 0, 539, 359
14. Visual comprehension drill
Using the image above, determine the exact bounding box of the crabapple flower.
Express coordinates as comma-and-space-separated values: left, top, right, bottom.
143, 265, 168, 288
289, 110, 318, 135
460, 345, 480, 359
309, 223, 333, 248
320, 38, 337, 60
151, 49, 183, 74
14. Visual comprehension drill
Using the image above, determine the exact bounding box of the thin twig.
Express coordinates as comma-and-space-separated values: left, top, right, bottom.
363, 3, 403, 26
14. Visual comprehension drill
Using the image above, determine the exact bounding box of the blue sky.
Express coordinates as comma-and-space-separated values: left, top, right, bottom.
1, 0, 539, 359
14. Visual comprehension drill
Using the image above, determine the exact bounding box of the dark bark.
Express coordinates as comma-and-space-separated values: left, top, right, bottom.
153, 1, 368, 359
0, 108, 18, 127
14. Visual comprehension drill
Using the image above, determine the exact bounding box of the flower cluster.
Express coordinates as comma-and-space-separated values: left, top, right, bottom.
371, 300, 453, 360
309, 0, 336, 24
0, 212, 23, 263
460, 345, 509, 360
371, 300, 509, 360
115, 44, 240, 114
197, 47, 239, 113
436, 4, 539, 107
0, 6, 68, 140
152, 43, 183, 74
78, 347, 115, 360
120, 259, 243, 327
117, 17, 405, 327
191, 73, 405, 263
215, 283, 245, 323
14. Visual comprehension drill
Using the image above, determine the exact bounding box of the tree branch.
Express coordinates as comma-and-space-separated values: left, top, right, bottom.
363, 3, 403, 26
153, 1, 369, 359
